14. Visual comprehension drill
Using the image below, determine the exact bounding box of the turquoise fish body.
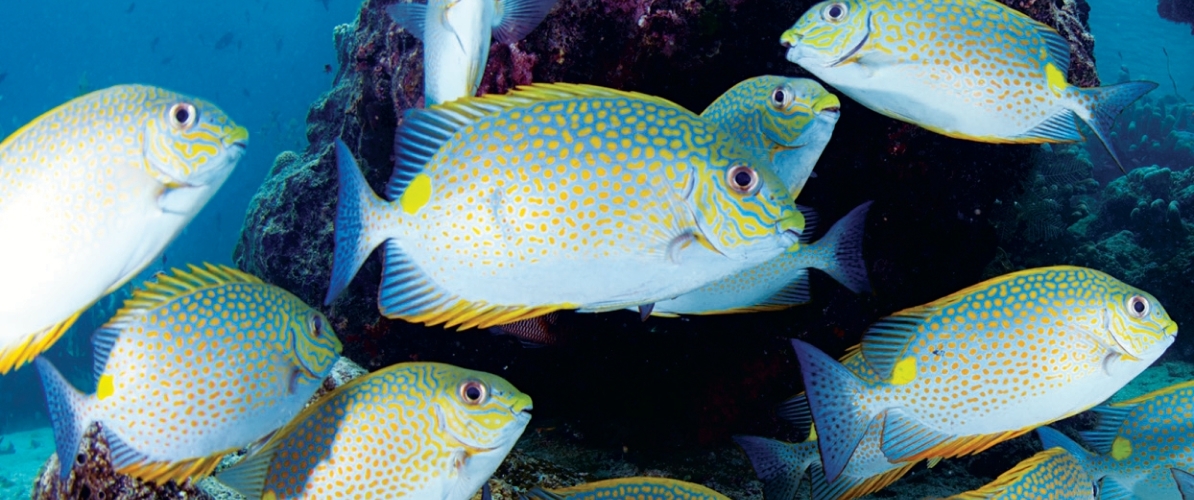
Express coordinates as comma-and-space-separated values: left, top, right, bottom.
780, 0, 1155, 170
35, 264, 341, 485
217, 362, 532, 500
523, 477, 731, 500
327, 83, 803, 330
700, 76, 841, 197
1038, 380, 1194, 500
0, 85, 248, 374
792, 266, 1176, 482
945, 447, 1094, 499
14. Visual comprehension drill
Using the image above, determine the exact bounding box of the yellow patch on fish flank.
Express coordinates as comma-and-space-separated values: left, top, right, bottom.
1111, 435, 1132, 460
263, 492, 277, 500
97, 374, 116, 400
1045, 63, 1068, 96
401, 174, 434, 214
890, 356, 917, 385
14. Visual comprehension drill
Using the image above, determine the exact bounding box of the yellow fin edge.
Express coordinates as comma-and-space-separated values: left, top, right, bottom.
401, 298, 577, 331
0, 310, 83, 374
117, 449, 237, 485
843, 462, 918, 500
898, 428, 1034, 463
947, 448, 1068, 500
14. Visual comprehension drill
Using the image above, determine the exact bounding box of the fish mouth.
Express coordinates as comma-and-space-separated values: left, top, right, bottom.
812, 93, 842, 117
829, 12, 873, 67
222, 125, 250, 150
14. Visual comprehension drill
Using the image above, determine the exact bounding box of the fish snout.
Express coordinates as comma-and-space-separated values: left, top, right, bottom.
813, 93, 842, 118
780, 28, 802, 48
222, 125, 250, 151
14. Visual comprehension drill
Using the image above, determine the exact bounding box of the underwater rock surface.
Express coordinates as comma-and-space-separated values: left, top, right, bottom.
1158, 0, 1194, 33
231, 0, 1104, 492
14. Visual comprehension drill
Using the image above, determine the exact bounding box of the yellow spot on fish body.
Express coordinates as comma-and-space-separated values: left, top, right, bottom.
890, 356, 917, 385
1111, 435, 1132, 460
401, 174, 434, 214
1045, 63, 1067, 97
263, 491, 277, 500
808, 423, 818, 441
97, 374, 115, 400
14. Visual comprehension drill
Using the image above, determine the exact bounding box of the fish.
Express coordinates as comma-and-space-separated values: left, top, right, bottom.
216, 362, 532, 500
943, 447, 1095, 499
0, 85, 248, 374
1036, 379, 1194, 500
387, 0, 559, 105
1174, 469, 1194, 499
646, 201, 869, 316
214, 32, 236, 50
325, 83, 805, 330
739, 370, 916, 500
700, 75, 841, 198
34, 264, 341, 485
779, 0, 1157, 172
522, 477, 731, 499
490, 312, 566, 346
791, 266, 1176, 482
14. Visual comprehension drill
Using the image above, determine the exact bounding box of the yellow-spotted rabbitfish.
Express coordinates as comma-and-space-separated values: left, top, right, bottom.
34, 264, 342, 484
326, 83, 805, 329
523, 477, 731, 500
216, 362, 532, 500
943, 447, 1095, 499
0, 85, 248, 374
792, 266, 1176, 483
388, 0, 558, 105
647, 201, 870, 316
779, 0, 1156, 171
1037, 380, 1194, 500
700, 76, 841, 197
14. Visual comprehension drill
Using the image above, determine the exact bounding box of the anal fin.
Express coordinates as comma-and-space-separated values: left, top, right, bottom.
1013, 109, 1082, 143
0, 310, 83, 374
105, 426, 235, 485
882, 407, 1032, 463
378, 241, 575, 329
809, 460, 916, 500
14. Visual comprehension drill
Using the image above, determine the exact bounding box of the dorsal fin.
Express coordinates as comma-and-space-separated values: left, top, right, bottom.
978, 0, 1070, 76
94, 264, 264, 376
388, 83, 693, 200
859, 306, 936, 383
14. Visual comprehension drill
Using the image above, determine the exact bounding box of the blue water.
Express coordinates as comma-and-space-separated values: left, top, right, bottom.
0, 0, 360, 431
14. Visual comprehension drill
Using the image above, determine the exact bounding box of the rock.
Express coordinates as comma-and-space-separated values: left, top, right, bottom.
1158, 0, 1194, 34
31, 357, 368, 499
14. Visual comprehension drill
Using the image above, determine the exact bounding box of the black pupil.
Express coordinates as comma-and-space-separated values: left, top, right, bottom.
829, 5, 843, 17
734, 170, 753, 188
174, 106, 190, 124
1133, 299, 1145, 313
773, 90, 785, 104
466, 384, 482, 401
313, 317, 322, 336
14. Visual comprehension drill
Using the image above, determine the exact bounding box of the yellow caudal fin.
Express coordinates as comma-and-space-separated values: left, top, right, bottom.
0, 310, 82, 374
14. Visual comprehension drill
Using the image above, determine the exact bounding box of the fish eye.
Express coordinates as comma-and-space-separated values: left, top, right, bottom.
770, 88, 791, 109
310, 315, 324, 337
1126, 295, 1149, 318
459, 380, 488, 405
726, 164, 760, 195
168, 103, 198, 131
822, 2, 848, 22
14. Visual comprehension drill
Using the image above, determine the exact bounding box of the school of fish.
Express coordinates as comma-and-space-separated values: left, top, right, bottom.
0, 0, 1183, 498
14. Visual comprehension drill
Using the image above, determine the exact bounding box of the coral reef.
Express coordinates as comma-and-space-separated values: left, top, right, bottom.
1095, 93, 1194, 175
1158, 0, 1194, 33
